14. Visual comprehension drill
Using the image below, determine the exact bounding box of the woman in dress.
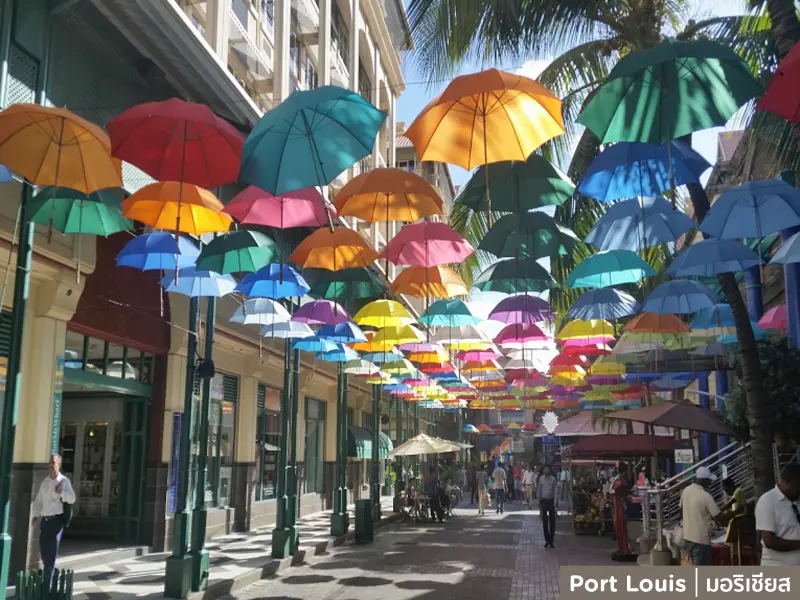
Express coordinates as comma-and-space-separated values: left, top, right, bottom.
612, 466, 632, 557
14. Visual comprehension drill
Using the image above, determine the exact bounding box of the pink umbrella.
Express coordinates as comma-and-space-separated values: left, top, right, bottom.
224, 186, 335, 228
457, 347, 502, 362
562, 335, 614, 347
291, 300, 350, 325
401, 378, 430, 386
511, 375, 549, 388
383, 222, 474, 267
489, 294, 555, 324
758, 304, 788, 330
398, 341, 444, 352
494, 323, 548, 345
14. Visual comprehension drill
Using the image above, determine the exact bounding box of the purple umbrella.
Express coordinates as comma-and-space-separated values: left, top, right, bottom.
489, 294, 555, 324
292, 299, 350, 325
587, 374, 623, 386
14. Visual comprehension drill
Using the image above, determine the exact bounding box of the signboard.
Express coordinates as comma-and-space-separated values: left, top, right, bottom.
674, 448, 693, 464
541, 436, 560, 444
511, 439, 525, 453
50, 356, 64, 454
168, 413, 182, 514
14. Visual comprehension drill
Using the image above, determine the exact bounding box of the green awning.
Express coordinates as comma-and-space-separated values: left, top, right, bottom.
347, 426, 393, 459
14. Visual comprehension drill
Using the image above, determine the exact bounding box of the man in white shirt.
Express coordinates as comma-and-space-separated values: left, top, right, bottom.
537, 465, 559, 548
522, 465, 536, 508
755, 462, 800, 566
31, 454, 76, 575
491, 462, 507, 514
680, 466, 726, 565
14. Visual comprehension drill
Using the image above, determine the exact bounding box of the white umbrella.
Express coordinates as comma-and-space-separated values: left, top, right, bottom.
230, 298, 291, 325
343, 359, 381, 376
260, 321, 314, 339
389, 433, 462, 457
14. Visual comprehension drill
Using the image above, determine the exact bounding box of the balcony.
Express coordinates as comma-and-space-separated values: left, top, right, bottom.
229, 3, 274, 99
331, 38, 349, 87
293, 0, 320, 42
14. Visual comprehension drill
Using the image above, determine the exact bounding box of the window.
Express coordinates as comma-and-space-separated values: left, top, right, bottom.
64, 330, 154, 383
331, 2, 348, 65
256, 383, 282, 501
361, 412, 371, 429
304, 56, 318, 90
396, 160, 415, 172
303, 398, 326, 494
358, 63, 371, 102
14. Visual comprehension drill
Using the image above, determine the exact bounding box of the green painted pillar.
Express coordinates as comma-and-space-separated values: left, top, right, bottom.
371, 385, 381, 520
271, 339, 293, 558
457, 408, 464, 462
331, 366, 348, 535
287, 348, 301, 552
164, 297, 199, 597
189, 297, 215, 591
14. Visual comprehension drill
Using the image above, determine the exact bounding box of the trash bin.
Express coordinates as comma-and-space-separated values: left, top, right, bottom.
15, 568, 73, 600
355, 499, 374, 544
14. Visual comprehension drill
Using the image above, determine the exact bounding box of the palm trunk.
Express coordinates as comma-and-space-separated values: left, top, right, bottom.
686, 182, 774, 495
766, 0, 800, 60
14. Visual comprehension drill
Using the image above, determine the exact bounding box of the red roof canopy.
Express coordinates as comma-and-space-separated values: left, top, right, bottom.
566, 434, 685, 458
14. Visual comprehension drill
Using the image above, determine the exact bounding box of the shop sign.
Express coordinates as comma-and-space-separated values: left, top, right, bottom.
674, 448, 693, 464
511, 439, 525, 453
50, 356, 64, 455
541, 436, 560, 444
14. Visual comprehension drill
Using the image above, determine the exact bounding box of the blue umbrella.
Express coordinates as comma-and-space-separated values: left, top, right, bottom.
566, 250, 656, 288
362, 349, 404, 364
579, 141, 710, 202
316, 343, 360, 362
770, 229, 800, 265
385, 383, 411, 393
240, 86, 386, 195
652, 376, 691, 391
236, 264, 310, 299
293, 336, 339, 353
161, 267, 237, 297
318, 321, 367, 343
691, 304, 735, 329
584, 196, 693, 251
718, 327, 770, 344
699, 179, 800, 240
0, 165, 13, 183
641, 280, 718, 315
116, 232, 199, 271
667, 238, 759, 277
567, 288, 641, 320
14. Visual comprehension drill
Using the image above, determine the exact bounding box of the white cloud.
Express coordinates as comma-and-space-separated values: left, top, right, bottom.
515, 59, 552, 81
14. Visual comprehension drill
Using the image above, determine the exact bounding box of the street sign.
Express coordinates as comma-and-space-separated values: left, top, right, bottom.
674, 448, 693, 464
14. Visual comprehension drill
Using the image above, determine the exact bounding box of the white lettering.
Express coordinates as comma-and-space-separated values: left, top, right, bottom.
570, 576, 584, 592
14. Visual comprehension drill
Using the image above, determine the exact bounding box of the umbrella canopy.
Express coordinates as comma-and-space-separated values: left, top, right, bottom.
757, 42, 800, 123
691, 304, 736, 329
196, 230, 279, 274
292, 299, 350, 325
567, 288, 640, 320
567, 434, 685, 458
489, 294, 555, 324
116, 232, 199, 271
390, 265, 468, 298
771, 229, 800, 265
107, 98, 244, 188
30, 187, 132, 236
343, 359, 381, 376
389, 433, 462, 456
289, 227, 378, 271
472, 257, 556, 294
667, 238, 759, 277
353, 299, 416, 328
122, 182, 232, 235
318, 321, 367, 343
585, 196, 693, 252
293, 336, 340, 353
419, 299, 481, 327
606, 400, 735, 436
229, 298, 291, 325
624, 313, 689, 334
223, 186, 332, 228
316, 344, 360, 362
161, 267, 237, 297
454, 154, 574, 212
333, 167, 443, 222
577, 39, 761, 144
641, 280, 718, 315
479, 212, 580, 259
304, 267, 385, 300
759, 304, 788, 330
372, 325, 425, 347
261, 321, 314, 339
566, 250, 656, 288
494, 322, 548, 345
700, 179, 800, 240
557, 319, 615, 342
236, 264, 310, 299
0, 165, 13, 183
240, 86, 386, 194
578, 140, 710, 202
384, 222, 474, 267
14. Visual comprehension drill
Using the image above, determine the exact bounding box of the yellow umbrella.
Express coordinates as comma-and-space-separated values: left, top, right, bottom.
122, 182, 232, 235
353, 299, 416, 328
590, 356, 626, 376
372, 325, 425, 347
557, 319, 615, 340
390, 265, 468, 299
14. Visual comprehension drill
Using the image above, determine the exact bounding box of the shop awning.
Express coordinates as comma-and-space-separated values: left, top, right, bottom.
565, 434, 685, 458
347, 426, 393, 459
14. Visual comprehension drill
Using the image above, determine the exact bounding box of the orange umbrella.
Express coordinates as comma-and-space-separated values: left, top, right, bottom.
390, 265, 468, 299
0, 104, 122, 193
623, 313, 690, 334
289, 227, 378, 271
122, 182, 232, 235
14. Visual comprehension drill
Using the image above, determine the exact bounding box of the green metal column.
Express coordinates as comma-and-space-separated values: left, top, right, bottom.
271, 339, 293, 557
371, 385, 381, 521
457, 408, 464, 462
189, 298, 215, 591
287, 348, 301, 553
165, 298, 199, 597
331, 367, 348, 535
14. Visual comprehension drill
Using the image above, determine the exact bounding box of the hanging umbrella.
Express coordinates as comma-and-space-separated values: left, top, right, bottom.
494, 323, 548, 346
691, 342, 728, 357
567, 288, 640, 320
585, 196, 693, 252
453, 154, 574, 212
372, 325, 425, 348
361, 349, 404, 364
550, 353, 589, 367
390, 265, 468, 298
161, 267, 237, 297
562, 344, 611, 357
463, 424, 480, 434
116, 231, 199, 271
240, 86, 386, 196
303, 267, 385, 300
668, 238, 760, 277
353, 299, 416, 328
122, 182, 232, 235
292, 299, 350, 325
757, 42, 800, 122
578, 141, 710, 201
478, 212, 579, 259
432, 325, 490, 350
577, 39, 761, 144
236, 264, 310, 299
419, 299, 481, 327
624, 313, 690, 334
390, 433, 462, 456
472, 257, 556, 293
293, 336, 340, 353
382, 359, 418, 375
343, 359, 381, 376
318, 321, 367, 343
229, 298, 291, 325
196, 230, 279, 274
223, 186, 333, 228
718, 327, 770, 344
759, 304, 788, 330
488, 294, 554, 324
30, 187, 132, 236
0, 165, 13, 183
316, 344, 360, 362
261, 320, 314, 340
771, 229, 800, 265
641, 280, 718, 315
566, 250, 656, 288
289, 227, 378, 271
383, 222, 474, 267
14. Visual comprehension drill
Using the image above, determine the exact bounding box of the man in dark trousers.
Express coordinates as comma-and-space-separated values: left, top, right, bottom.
31, 453, 76, 577
537, 465, 558, 548
424, 466, 444, 522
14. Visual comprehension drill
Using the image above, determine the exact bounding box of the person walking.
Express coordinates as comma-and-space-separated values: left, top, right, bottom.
31, 453, 76, 577
537, 465, 558, 548
680, 467, 728, 565
492, 462, 507, 514
522, 464, 536, 508
476, 465, 489, 515
755, 462, 800, 566
424, 466, 445, 522
469, 465, 478, 504
506, 464, 515, 503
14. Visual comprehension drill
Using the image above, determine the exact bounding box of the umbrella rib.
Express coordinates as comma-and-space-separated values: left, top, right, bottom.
494, 90, 528, 161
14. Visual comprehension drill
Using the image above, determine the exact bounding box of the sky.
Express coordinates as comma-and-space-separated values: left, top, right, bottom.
396, 0, 749, 187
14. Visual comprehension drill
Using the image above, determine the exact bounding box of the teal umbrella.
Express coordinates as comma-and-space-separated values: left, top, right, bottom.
454, 155, 574, 213
303, 267, 385, 300
473, 257, 557, 293
31, 187, 132, 235
196, 230, 279, 274
419, 299, 481, 327
239, 86, 386, 196
566, 250, 657, 289
478, 212, 580, 259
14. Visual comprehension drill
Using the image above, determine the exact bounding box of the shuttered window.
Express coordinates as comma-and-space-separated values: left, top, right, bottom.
256, 382, 282, 501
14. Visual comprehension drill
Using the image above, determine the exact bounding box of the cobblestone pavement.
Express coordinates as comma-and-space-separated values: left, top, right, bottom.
224, 501, 617, 600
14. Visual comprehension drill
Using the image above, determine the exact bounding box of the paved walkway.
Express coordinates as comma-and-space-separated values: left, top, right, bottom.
223, 502, 617, 600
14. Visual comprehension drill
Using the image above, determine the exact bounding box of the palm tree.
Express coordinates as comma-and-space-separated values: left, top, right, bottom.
408, 0, 778, 495
756, 0, 800, 59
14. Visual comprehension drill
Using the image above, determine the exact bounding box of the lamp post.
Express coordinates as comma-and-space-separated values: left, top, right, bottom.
331, 366, 348, 535
287, 348, 301, 552
271, 339, 293, 558
371, 384, 381, 521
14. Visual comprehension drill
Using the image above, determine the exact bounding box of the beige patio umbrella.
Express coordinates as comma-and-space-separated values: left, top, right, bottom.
389, 433, 462, 456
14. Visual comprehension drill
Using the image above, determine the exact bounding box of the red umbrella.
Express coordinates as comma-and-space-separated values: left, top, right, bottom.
522, 423, 537, 432
549, 353, 589, 367
224, 186, 334, 228
562, 343, 611, 357
383, 222, 474, 267
758, 43, 800, 122
504, 368, 542, 382
107, 98, 244, 188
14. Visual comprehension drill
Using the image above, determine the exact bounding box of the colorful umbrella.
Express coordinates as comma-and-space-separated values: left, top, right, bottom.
116, 232, 199, 271
489, 294, 554, 324
567, 288, 640, 320
577, 39, 761, 144
473, 257, 556, 293
758, 304, 788, 330
557, 320, 615, 345
30, 187, 132, 235
304, 267, 385, 300
390, 265, 468, 298
463, 424, 480, 434
666, 238, 759, 277
161, 267, 237, 297
229, 298, 291, 325
353, 299, 416, 328
289, 227, 378, 271
361, 349, 404, 364
771, 229, 800, 265
318, 321, 367, 343
240, 86, 386, 195
757, 42, 800, 122
419, 299, 481, 327
196, 230, 279, 274
236, 264, 310, 299
567, 250, 656, 288
343, 359, 381, 376
383, 222, 473, 267
624, 313, 690, 334
642, 280, 718, 315
478, 212, 579, 259
316, 343, 360, 362
293, 336, 340, 353
122, 182, 232, 235
260, 321, 314, 339
494, 322, 548, 346
292, 299, 350, 325
0, 165, 13, 183
223, 186, 332, 228
690, 304, 736, 329
372, 325, 425, 347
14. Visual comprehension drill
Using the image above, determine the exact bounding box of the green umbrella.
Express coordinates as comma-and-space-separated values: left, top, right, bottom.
196, 230, 279, 274
577, 39, 762, 144
478, 212, 580, 259
31, 187, 132, 235
303, 267, 385, 300
473, 257, 557, 293
454, 155, 575, 213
